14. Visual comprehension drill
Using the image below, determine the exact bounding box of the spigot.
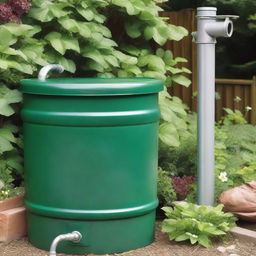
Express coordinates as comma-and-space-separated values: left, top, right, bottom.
195, 7, 239, 44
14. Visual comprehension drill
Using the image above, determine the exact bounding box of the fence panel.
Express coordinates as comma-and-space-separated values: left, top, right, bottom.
161, 10, 256, 124
215, 78, 256, 124
161, 9, 197, 111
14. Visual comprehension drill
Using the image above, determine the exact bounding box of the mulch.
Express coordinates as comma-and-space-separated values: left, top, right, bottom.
0, 223, 255, 256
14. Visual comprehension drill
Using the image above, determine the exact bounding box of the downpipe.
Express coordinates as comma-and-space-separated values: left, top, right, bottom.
49, 231, 82, 256
192, 7, 238, 206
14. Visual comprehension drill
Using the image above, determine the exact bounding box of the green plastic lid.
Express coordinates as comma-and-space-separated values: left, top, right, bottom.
21, 78, 163, 96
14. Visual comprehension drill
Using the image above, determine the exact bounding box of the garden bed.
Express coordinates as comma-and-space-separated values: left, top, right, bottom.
0, 223, 255, 256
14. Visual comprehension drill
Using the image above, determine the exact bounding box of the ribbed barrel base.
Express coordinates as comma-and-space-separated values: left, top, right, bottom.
27, 211, 156, 255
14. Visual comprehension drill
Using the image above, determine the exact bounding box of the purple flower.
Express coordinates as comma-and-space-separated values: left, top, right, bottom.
172, 176, 196, 200
0, 3, 14, 23
7, 0, 31, 17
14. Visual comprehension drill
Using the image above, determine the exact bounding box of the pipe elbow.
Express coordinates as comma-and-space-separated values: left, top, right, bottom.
49, 231, 82, 256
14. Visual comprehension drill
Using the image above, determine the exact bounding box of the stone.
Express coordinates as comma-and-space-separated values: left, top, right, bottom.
231, 227, 256, 243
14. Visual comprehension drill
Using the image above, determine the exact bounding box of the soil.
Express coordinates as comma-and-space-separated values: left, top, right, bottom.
0, 223, 255, 256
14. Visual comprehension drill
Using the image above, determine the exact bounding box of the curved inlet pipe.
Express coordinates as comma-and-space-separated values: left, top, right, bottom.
38, 64, 64, 81
49, 231, 82, 256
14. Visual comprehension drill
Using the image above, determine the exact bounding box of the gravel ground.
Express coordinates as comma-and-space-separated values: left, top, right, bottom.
0, 224, 255, 256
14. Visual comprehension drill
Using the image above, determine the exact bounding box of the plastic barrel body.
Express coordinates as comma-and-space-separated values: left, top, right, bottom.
21, 78, 163, 255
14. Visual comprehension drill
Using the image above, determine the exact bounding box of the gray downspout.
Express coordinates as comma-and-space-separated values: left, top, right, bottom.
193, 7, 238, 206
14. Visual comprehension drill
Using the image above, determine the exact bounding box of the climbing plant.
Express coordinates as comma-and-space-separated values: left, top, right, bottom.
0, 0, 191, 193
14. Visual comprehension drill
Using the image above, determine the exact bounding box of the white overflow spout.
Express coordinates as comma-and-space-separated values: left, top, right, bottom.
193, 7, 238, 206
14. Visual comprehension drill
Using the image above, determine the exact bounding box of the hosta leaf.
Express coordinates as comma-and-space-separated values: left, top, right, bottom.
175, 234, 189, 242
198, 234, 211, 248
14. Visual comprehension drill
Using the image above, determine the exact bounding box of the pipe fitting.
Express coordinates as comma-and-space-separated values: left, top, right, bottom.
205, 18, 233, 38
49, 231, 82, 256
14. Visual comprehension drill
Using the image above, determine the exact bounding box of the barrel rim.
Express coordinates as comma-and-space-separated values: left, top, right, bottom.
21, 77, 164, 96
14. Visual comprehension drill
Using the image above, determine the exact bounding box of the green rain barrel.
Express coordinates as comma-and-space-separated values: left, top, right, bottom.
21, 76, 163, 255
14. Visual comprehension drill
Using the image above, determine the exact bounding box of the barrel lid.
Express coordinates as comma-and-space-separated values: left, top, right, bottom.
21, 78, 164, 96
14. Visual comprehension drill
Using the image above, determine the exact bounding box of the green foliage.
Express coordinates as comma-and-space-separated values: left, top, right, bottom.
0, 0, 191, 190
162, 202, 237, 248
221, 108, 247, 125
0, 187, 24, 200
235, 163, 256, 183
23, 0, 191, 147
159, 108, 256, 203
0, 23, 37, 190
157, 168, 177, 205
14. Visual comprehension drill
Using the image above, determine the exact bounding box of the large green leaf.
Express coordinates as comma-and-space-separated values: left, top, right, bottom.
159, 123, 180, 147
45, 32, 80, 55
58, 18, 91, 38
172, 75, 191, 87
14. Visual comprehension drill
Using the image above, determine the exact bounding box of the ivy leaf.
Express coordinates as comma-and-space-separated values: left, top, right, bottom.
159, 123, 180, 147
125, 22, 141, 38
77, 7, 94, 21
104, 55, 119, 67
168, 24, 188, 41
58, 18, 91, 38
172, 75, 191, 87
45, 32, 80, 55
112, 0, 138, 15
0, 126, 16, 143
82, 48, 108, 68
0, 27, 12, 49
0, 136, 13, 154
113, 51, 137, 65
144, 26, 154, 40
153, 27, 167, 45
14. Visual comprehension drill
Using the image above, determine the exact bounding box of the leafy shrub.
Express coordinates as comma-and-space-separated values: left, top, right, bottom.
157, 168, 176, 205
162, 202, 237, 248
24, 0, 192, 148
235, 163, 256, 183
0, 0, 192, 192
158, 108, 256, 203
